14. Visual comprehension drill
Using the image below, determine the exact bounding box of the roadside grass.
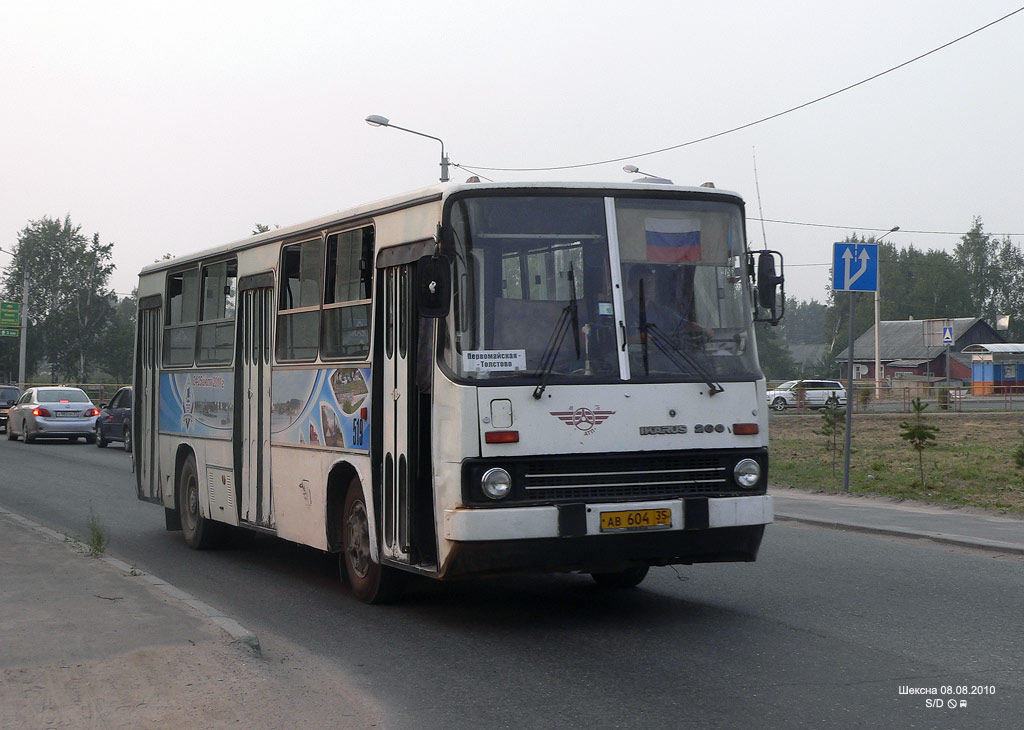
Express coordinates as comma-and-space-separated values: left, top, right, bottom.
770, 411, 1024, 515
85, 509, 109, 556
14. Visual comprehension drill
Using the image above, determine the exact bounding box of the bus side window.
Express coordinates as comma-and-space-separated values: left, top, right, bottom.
197, 259, 237, 365
322, 226, 373, 360
163, 267, 199, 366
276, 238, 323, 361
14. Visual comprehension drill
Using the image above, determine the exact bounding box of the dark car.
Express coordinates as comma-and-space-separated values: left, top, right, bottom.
96, 386, 132, 452
0, 385, 21, 433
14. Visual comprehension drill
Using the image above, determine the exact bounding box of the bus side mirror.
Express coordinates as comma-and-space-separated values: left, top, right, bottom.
417, 254, 451, 318
753, 250, 785, 325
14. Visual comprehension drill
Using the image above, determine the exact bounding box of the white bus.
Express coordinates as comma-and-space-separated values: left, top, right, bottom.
134, 181, 785, 603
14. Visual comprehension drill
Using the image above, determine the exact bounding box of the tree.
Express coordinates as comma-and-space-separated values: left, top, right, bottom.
1, 216, 116, 382
99, 293, 137, 383
992, 236, 1024, 341
899, 397, 939, 488
881, 244, 970, 321
778, 297, 826, 346
954, 217, 997, 318
754, 321, 797, 380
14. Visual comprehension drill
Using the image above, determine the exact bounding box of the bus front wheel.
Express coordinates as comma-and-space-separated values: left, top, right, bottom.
341, 482, 404, 604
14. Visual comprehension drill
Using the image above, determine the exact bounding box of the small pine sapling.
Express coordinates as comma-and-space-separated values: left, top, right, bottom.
815, 405, 846, 477
1013, 429, 1024, 474
899, 397, 939, 488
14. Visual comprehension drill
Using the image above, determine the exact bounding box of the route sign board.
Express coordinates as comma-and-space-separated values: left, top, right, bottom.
0, 301, 20, 327
0, 328, 19, 337
832, 242, 878, 292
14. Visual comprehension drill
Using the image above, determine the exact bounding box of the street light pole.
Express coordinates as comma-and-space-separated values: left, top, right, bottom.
873, 226, 899, 402
365, 114, 450, 182
18, 271, 28, 389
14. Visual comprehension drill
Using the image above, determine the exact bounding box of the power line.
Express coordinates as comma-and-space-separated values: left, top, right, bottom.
752, 217, 1024, 237
458, 7, 1024, 173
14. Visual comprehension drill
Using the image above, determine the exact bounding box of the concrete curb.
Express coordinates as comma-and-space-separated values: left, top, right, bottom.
0, 507, 262, 655
775, 512, 1024, 556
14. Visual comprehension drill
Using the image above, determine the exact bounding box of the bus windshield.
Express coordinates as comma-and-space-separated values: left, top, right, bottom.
444, 193, 760, 383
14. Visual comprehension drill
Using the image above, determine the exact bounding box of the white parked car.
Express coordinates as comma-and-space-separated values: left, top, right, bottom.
7, 386, 100, 443
766, 379, 847, 411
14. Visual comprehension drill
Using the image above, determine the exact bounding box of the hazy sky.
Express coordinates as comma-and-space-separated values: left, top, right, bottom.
3, 1, 1022, 304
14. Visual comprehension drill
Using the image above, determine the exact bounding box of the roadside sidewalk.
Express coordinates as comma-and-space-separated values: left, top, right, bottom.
0, 507, 385, 730
772, 487, 1024, 556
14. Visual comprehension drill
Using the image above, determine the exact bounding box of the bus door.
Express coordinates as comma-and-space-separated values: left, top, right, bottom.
135, 299, 162, 504
234, 282, 274, 529
381, 264, 416, 563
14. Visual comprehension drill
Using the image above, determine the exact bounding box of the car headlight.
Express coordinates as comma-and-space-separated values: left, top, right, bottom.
481, 468, 512, 500
733, 459, 761, 488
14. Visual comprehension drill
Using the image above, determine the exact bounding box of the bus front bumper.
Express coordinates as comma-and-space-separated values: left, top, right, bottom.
444, 495, 772, 541
437, 495, 772, 578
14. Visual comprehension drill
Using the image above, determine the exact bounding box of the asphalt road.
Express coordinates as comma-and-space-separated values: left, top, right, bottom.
1, 435, 1021, 729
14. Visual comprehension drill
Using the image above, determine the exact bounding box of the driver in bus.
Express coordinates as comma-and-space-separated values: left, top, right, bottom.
623, 265, 684, 341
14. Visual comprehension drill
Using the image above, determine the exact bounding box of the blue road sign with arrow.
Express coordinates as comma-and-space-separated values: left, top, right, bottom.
832, 242, 878, 292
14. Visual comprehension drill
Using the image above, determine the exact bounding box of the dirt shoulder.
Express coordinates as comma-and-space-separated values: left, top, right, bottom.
0, 510, 386, 730
2, 637, 386, 730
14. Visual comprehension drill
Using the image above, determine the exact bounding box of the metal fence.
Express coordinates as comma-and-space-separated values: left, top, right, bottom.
767, 382, 1024, 413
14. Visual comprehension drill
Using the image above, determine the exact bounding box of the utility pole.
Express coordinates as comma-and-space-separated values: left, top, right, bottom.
873, 227, 899, 402
18, 272, 27, 389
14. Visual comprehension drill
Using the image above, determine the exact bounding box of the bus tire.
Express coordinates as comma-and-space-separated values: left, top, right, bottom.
591, 565, 649, 588
179, 454, 218, 549
341, 482, 404, 604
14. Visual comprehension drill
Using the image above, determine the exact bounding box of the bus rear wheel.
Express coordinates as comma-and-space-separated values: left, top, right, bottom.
591, 565, 649, 588
179, 454, 219, 549
341, 483, 404, 604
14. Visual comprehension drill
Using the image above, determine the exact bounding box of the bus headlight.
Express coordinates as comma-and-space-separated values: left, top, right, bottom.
481, 468, 512, 500
733, 459, 761, 489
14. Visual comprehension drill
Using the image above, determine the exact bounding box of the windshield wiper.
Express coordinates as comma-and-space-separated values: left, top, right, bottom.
532, 266, 580, 399
634, 280, 722, 396
642, 322, 724, 396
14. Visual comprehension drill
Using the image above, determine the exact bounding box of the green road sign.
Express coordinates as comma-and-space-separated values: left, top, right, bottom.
0, 302, 20, 327
0, 328, 19, 337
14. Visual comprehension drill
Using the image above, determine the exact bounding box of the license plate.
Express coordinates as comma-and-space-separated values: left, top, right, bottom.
55, 411, 77, 418
600, 508, 672, 532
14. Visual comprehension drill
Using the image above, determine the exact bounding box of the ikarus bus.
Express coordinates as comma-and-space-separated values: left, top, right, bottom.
133, 181, 785, 603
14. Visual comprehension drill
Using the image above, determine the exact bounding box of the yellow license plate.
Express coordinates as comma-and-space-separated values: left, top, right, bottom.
600, 508, 672, 532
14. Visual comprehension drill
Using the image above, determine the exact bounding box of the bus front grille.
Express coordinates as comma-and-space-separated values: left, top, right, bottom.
522, 455, 729, 502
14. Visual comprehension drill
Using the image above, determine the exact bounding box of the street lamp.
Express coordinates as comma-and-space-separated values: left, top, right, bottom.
622, 164, 673, 184
365, 114, 450, 182
874, 226, 900, 400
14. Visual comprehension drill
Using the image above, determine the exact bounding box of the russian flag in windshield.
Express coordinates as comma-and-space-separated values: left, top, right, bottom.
645, 218, 701, 263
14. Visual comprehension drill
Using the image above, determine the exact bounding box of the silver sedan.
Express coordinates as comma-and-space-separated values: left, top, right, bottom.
7, 387, 100, 443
